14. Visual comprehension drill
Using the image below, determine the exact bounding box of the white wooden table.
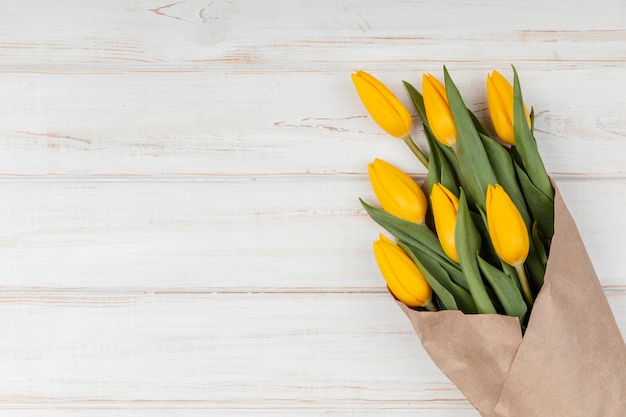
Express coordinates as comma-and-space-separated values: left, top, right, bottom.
0, 1, 624, 415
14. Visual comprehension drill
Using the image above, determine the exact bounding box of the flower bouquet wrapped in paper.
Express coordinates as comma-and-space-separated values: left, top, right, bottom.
351, 67, 626, 416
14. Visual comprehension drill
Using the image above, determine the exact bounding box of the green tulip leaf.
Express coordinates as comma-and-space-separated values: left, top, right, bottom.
514, 160, 554, 240
479, 133, 531, 227
425, 131, 459, 194
431, 134, 465, 196
469, 109, 490, 136
403, 78, 466, 193
398, 242, 458, 311
425, 129, 442, 191
512, 66, 553, 202
455, 188, 497, 314
532, 221, 548, 265
360, 199, 450, 265
403, 242, 479, 313
439, 261, 469, 292
525, 243, 546, 292
403, 80, 428, 128
403, 80, 459, 191
444, 66, 497, 209
477, 255, 527, 321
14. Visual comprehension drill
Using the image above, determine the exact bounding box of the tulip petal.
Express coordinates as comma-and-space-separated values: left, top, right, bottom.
422, 73, 458, 146
486, 184, 529, 267
479, 132, 531, 227
374, 240, 431, 307
374, 241, 422, 306
403, 79, 463, 189
352, 71, 412, 138
368, 159, 427, 224
487, 70, 532, 145
487, 71, 516, 145
430, 183, 459, 262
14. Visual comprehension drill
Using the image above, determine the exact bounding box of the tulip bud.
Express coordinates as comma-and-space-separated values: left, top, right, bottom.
422, 73, 458, 147
430, 183, 459, 262
368, 158, 428, 224
486, 70, 531, 145
486, 184, 529, 266
351, 70, 412, 139
373, 234, 433, 308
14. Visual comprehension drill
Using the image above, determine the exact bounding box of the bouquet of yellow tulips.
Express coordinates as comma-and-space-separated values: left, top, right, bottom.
352, 67, 626, 416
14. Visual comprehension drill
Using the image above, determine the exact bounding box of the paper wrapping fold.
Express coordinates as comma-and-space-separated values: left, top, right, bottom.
397, 185, 626, 417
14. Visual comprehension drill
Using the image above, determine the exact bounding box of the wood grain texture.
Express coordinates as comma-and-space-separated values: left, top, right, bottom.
0, 0, 624, 415
0, 176, 623, 289
0, 70, 625, 176
0, 292, 624, 412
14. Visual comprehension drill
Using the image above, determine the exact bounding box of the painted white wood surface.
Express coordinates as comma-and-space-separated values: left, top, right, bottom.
0, 1, 624, 415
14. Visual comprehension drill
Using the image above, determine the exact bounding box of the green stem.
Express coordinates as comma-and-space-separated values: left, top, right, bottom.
450, 141, 460, 161
514, 263, 534, 305
423, 299, 438, 312
403, 135, 429, 169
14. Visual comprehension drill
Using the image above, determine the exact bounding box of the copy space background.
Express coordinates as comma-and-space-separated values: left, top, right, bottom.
0, 1, 624, 415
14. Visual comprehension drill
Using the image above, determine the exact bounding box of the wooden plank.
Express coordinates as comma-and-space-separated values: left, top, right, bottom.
0, 70, 625, 176
0, 176, 623, 289
0, 410, 480, 417
0, 0, 625, 71
0, 292, 474, 410
0, 1, 624, 416
0, 291, 623, 413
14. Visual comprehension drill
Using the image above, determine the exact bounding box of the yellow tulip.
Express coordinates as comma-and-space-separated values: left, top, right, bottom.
430, 183, 459, 262
368, 158, 428, 224
351, 70, 412, 139
373, 234, 433, 308
422, 73, 458, 147
486, 184, 529, 266
486, 70, 531, 145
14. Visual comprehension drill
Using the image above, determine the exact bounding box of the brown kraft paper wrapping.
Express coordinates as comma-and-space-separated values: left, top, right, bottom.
396, 185, 626, 416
